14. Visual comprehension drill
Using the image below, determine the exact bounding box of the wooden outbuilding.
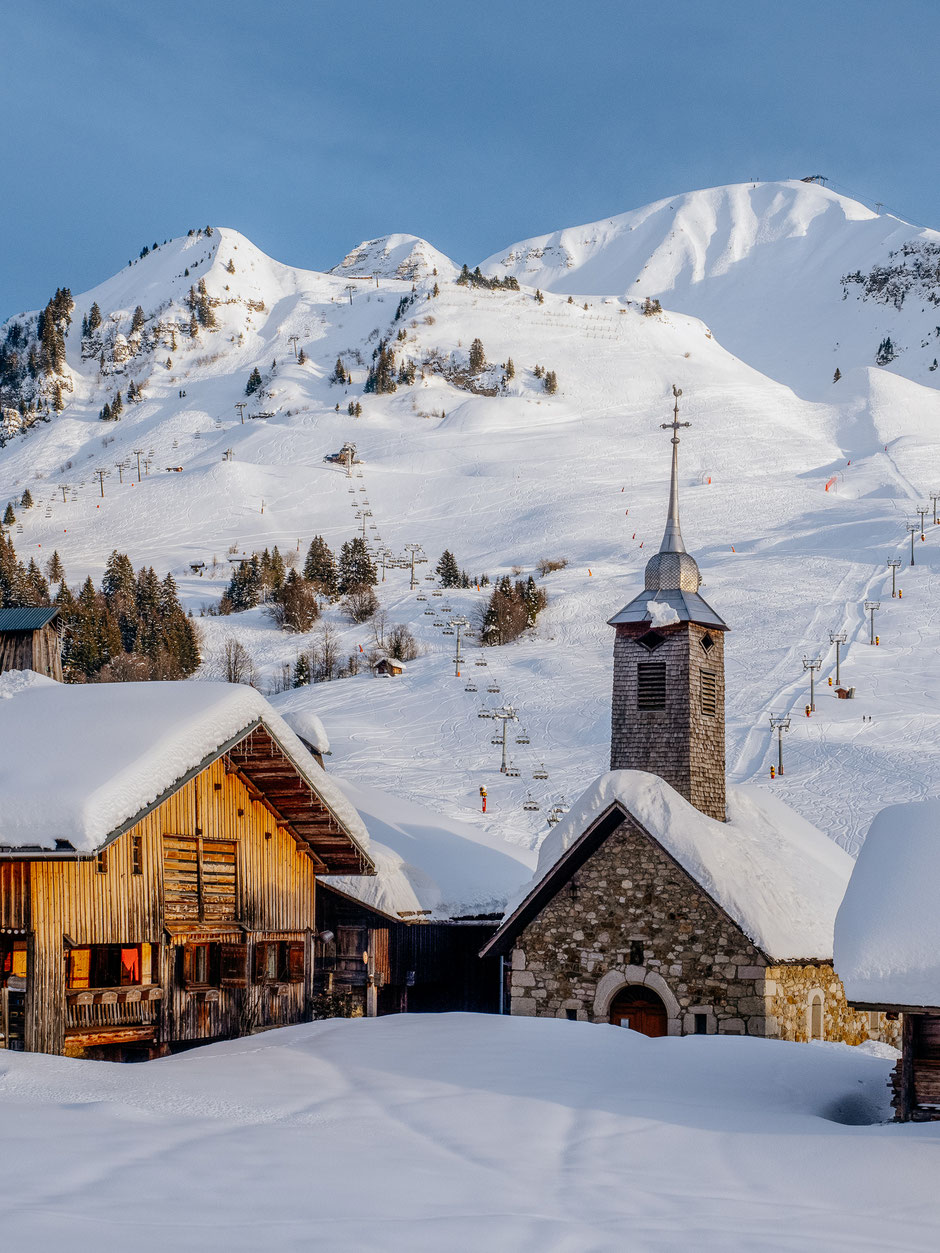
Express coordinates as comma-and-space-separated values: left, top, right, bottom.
0, 607, 62, 681
0, 677, 373, 1059
372, 656, 406, 677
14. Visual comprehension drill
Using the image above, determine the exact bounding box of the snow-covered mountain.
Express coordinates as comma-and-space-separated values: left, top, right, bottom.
481, 180, 940, 396
2, 180, 940, 866
330, 233, 458, 282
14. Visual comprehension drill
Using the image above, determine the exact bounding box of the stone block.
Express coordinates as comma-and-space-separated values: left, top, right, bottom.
511, 948, 526, 971
511, 970, 535, 988
738, 965, 765, 981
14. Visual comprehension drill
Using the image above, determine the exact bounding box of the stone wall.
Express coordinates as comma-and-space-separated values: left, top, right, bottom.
765, 963, 901, 1048
610, 621, 726, 822
509, 813, 899, 1048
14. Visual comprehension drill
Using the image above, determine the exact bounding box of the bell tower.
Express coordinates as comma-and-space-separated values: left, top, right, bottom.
608, 387, 728, 821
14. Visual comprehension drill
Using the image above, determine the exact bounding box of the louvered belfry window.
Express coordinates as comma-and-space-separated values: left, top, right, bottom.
637, 662, 667, 710
700, 669, 717, 717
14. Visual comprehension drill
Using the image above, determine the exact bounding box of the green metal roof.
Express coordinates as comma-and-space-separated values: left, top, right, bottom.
0, 607, 59, 631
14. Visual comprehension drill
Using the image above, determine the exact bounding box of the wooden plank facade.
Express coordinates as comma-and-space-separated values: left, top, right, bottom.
0, 610, 63, 682
316, 885, 500, 1018
0, 742, 371, 1060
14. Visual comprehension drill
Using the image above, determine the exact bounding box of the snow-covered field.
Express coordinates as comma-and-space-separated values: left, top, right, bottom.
2, 178, 940, 866
0, 1014, 932, 1252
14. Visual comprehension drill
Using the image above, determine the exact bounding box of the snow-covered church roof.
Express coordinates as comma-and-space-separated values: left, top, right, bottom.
834, 799, 940, 1009
0, 671, 370, 860
485, 770, 854, 962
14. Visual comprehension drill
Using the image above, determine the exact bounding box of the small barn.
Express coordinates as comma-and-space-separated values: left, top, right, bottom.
372, 656, 406, 678
0, 673, 373, 1059
835, 799, 940, 1120
0, 607, 62, 681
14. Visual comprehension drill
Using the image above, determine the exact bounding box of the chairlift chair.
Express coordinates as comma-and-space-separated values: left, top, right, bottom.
465, 683, 477, 692
416, 594, 427, 601
432, 590, 443, 597
523, 795, 540, 812
478, 708, 493, 719
424, 609, 434, 615
516, 730, 530, 744
442, 627, 454, 635
533, 765, 549, 780
487, 683, 500, 693
547, 810, 561, 826
505, 764, 520, 778
491, 736, 503, 745
474, 658, 488, 667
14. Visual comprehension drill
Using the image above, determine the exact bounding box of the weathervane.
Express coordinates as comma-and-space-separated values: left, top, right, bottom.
661, 384, 690, 444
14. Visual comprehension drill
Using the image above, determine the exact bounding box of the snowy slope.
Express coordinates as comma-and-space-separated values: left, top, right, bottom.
0, 1014, 930, 1253
482, 180, 940, 395
1, 187, 940, 876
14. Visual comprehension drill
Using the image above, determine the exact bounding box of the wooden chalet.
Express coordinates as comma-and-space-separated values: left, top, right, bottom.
0, 677, 373, 1059
372, 656, 406, 678
834, 799, 940, 1121
0, 607, 62, 681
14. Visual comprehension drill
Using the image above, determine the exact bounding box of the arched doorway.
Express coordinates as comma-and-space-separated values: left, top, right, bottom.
609, 985, 668, 1037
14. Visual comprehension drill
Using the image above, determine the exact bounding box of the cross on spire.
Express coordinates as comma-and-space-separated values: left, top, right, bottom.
658, 385, 689, 553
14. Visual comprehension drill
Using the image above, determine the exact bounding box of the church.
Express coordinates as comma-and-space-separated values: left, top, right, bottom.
483, 393, 898, 1046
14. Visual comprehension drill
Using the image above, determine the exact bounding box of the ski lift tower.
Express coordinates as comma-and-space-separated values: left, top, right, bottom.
802, 655, 822, 711
769, 713, 791, 776
492, 704, 518, 773
450, 616, 470, 677
887, 557, 902, 597
404, 543, 426, 589
906, 521, 918, 566
864, 600, 881, 645
931, 491, 940, 526
344, 444, 357, 478
828, 630, 847, 685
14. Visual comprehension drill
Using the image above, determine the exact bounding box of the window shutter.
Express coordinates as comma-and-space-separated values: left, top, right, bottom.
285, 941, 305, 983
182, 944, 195, 987
220, 943, 248, 987
637, 662, 667, 710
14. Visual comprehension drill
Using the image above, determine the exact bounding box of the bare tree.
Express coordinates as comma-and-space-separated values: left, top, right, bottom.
312, 623, 341, 681
343, 585, 379, 623
221, 637, 255, 685
387, 624, 420, 661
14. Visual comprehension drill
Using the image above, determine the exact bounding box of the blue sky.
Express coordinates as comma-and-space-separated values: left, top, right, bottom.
2, 0, 936, 315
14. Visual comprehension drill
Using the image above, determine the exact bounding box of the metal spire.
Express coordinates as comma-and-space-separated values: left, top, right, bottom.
659, 384, 690, 553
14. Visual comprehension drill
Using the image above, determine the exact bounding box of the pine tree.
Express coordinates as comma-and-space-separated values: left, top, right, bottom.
225, 259, 236, 274
20, 488, 33, 509
535, 289, 544, 304
544, 370, 558, 394
3, 504, 15, 526
469, 338, 485, 372
505, 357, 515, 379
432, 282, 440, 297
189, 313, 199, 339
293, 653, 311, 687
131, 305, 145, 333
303, 536, 338, 594
111, 390, 123, 418
875, 337, 896, 366
364, 343, 396, 394
330, 357, 348, 385
436, 550, 460, 587
45, 550, 64, 583
338, 537, 377, 593
298, 348, 306, 364
833, 368, 841, 383
245, 366, 263, 395
99, 402, 112, 422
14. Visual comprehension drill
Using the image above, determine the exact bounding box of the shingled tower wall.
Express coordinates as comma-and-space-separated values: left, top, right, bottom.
608, 387, 728, 821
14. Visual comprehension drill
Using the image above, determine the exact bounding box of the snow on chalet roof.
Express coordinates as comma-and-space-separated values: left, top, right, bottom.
834, 800, 940, 1008
0, 673, 370, 857
495, 770, 853, 961
279, 708, 330, 754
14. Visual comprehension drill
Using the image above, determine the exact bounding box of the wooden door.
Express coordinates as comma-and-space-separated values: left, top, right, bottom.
609, 986, 668, 1037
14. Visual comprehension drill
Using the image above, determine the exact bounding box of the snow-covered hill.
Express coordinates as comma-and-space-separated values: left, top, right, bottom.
2, 180, 940, 873
482, 180, 940, 396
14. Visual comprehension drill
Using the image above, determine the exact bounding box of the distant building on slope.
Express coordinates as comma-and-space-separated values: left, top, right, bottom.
0, 676, 374, 1060
483, 392, 897, 1047
835, 800, 940, 1120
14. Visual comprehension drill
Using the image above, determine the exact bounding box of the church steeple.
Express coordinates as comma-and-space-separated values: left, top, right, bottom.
607, 387, 729, 822
643, 386, 703, 596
